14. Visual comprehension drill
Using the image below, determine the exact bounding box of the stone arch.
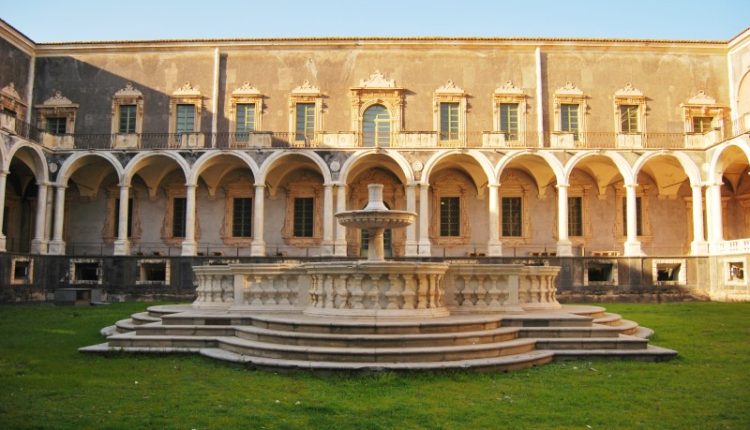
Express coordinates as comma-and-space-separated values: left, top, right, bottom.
339, 149, 413, 186
709, 139, 750, 182
257, 150, 331, 186
189, 150, 260, 191
564, 150, 634, 185
123, 151, 190, 187
495, 150, 565, 188
57, 152, 124, 186
737, 69, 750, 119
6, 141, 49, 183
632, 150, 701, 188
421, 149, 494, 189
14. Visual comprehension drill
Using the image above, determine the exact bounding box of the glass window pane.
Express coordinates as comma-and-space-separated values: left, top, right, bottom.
236, 103, 255, 134
119, 105, 137, 134
568, 197, 583, 236
46, 117, 67, 134
295, 103, 315, 142
620, 105, 639, 133
692, 116, 713, 134
439, 197, 460, 236
172, 197, 187, 238
363, 105, 390, 147
293, 197, 314, 237
502, 197, 522, 237
176, 104, 195, 134
232, 197, 252, 237
499, 103, 519, 140
440, 102, 459, 141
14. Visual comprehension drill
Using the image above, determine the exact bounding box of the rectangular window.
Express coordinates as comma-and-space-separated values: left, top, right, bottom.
172, 197, 187, 238
619, 105, 639, 133
46, 117, 67, 134
622, 196, 643, 236
119, 104, 137, 134
439, 197, 460, 237
498, 103, 519, 140
176, 104, 196, 134
113, 198, 133, 238
568, 197, 583, 237
502, 197, 523, 237
692, 116, 713, 134
293, 197, 314, 237
295, 103, 316, 142
236, 103, 256, 134
440, 102, 460, 141
2, 206, 7, 235
560, 104, 579, 140
232, 197, 253, 237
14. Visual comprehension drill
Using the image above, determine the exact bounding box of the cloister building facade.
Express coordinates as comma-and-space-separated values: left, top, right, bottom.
1, 19, 749, 301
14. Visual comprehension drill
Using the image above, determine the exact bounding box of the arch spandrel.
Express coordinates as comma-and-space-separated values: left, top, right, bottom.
421, 150, 494, 193
338, 149, 413, 186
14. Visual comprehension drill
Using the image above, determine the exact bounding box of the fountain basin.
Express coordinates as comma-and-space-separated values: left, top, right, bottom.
335, 210, 416, 230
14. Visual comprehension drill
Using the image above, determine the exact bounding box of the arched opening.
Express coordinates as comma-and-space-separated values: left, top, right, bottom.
5, 146, 47, 253
363, 104, 391, 147
713, 145, 750, 241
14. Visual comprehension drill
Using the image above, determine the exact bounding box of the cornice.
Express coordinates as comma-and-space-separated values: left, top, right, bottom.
0, 18, 36, 56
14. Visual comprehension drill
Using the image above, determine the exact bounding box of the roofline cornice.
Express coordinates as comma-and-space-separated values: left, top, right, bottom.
0, 18, 36, 55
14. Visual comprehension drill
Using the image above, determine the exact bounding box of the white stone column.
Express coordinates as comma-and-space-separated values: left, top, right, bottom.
556, 183, 573, 256
30, 182, 48, 254
417, 184, 431, 256
405, 183, 418, 256
690, 184, 708, 255
334, 184, 347, 256
487, 183, 502, 256
706, 182, 724, 245
113, 185, 131, 255
44, 185, 54, 245
623, 183, 643, 256
48, 185, 67, 255
321, 183, 334, 256
181, 184, 197, 256
0, 172, 7, 252
251, 184, 266, 256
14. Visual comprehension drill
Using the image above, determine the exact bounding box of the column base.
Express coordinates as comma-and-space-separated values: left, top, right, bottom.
405, 240, 419, 257
250, 241, 266, 257
30, 239, 48, 255
181, 241, 198, 256
487, 241, 503, 257
556, 240, 573, 257
333, 240, 348, 257
113, 239, 130, 256
624, 241, 644, 257
690, 241, 709, 256
417, 240, 431, 257
48, 240, 67, 255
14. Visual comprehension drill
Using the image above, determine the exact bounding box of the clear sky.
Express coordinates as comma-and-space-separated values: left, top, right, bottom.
3, 0, 749, 42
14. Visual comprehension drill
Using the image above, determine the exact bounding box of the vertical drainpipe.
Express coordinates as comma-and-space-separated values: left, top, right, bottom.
535, 46, 544, 148
211, 47, 220, 148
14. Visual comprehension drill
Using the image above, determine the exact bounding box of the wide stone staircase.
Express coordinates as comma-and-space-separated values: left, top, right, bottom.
81, 304, 676, 372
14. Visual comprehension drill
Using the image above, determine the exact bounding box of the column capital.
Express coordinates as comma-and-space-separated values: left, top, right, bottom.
254, 183, 266, 189
488, 183, 500, 190
184, 183, 197, 190
624, 183, 638, 189
690, 183, 704, 190
555, 183, 570, 189
36, 180, 52, 187
54, 183, 68, 190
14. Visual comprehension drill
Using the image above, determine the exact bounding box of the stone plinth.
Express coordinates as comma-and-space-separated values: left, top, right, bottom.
303, 261, 450, 318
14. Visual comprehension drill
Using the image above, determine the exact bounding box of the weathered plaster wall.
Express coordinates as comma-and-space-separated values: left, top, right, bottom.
0, 36, 31, 95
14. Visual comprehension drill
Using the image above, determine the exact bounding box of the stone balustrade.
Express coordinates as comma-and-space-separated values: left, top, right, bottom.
192, 261, 561, 314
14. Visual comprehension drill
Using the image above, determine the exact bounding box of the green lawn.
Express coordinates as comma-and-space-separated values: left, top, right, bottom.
1, 302, 748, 430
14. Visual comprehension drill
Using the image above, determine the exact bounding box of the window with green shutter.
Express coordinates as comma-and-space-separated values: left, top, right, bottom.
440, 102, 460, 141
498, 103, 519, 140
119, 104, 137, 134
619, 105, 639, 133
46, 117, 67, 134
295, 103, 315, 142
176, 104, 195, 135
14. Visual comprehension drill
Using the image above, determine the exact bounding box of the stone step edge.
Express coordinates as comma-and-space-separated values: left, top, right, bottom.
199, 347, 556, 371
552, 345, 678, 358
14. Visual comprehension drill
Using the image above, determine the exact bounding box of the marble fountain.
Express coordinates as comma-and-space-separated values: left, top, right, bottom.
82, 184, 676, 371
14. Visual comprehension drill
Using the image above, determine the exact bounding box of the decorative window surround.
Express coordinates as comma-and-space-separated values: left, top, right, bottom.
552, 82, 587, 148
137, 259, 170, 285
111, 83, 144, 149
161, 183, 200, 246
69, 258, 103, 285
169, 82, 203, 148
221, 180, 254, 246
722, 256, 747, 286
35, 91, 78, 149
583, 259, 618, 286
0, 83, 27, 131
681, 91, 728, 149
429, 170, 472, 245
10, 256, 33, 285
433, 80, 467, 146
289, 80, 323, 143
488, 81, 527, 147
282, 172, 323, 246
103, 186, 142, 244
652, 258, 687, 285
350, 71, 404, 146
613, 83, 646, 148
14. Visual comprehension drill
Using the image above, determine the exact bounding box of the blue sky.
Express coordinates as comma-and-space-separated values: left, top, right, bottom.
3, 0, 749, 42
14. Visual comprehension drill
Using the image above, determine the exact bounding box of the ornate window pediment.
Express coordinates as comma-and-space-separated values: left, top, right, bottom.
681, 90, 728, 143
350, 71, 404, 145
288, 80, 323, 144
613, 83, 647, 145
230, 82, 264, 137
111, 83, 144, 135
492, 81, 527, 145
552, 82, 588, 147
0, 82, 27, 121
433, 80, 468, 145
169, 82, 204, 147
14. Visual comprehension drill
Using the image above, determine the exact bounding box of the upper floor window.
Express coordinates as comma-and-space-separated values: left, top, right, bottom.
613, 83, 646, 148
439, 197, 460, 236
692, 116, 713, 134
363, 104, 391, 147
119, 105, 137, 134
553, 82, 587, 147
619, 105, 640, 133
46, 117, 67, 134
295, 103, 316, 142
491, 81, 527, 146
560, 104, 580, 138
681, 91, 727, 148
289, 81, 322, 146
176, 104, 196, 134
111, 83, 143, 137
0, 83, 27, 124
236, 103, 256, 134
498, 103, 519, 140
433, 80, 467, 145
230, 82, 263, 146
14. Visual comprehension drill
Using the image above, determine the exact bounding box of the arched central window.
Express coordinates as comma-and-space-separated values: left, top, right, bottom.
363, 104, 391, 147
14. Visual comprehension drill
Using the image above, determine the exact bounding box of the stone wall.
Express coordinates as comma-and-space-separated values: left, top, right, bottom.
0, 36, 31, 95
